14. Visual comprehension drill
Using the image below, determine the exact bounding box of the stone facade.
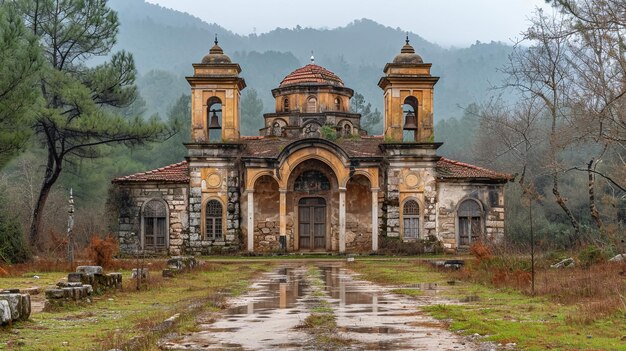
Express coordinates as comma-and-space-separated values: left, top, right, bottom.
115, 182, 188, 255
111, 38, 512, 256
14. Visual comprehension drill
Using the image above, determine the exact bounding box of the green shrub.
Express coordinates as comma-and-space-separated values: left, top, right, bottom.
319, 124, 337, 141
577, 244, 607, 268
0, 209, 31, 264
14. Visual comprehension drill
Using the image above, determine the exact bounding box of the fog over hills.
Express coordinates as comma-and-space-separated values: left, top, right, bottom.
108, 0, 512, 128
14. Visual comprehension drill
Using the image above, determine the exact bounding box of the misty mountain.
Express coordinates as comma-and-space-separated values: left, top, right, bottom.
108, 0, 512, 130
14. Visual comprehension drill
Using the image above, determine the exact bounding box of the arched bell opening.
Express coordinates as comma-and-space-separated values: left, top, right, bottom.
402, 96, 418, 142
207, 97, 222, 142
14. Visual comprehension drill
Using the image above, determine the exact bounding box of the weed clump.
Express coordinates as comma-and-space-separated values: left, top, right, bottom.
86, 235, 119, 268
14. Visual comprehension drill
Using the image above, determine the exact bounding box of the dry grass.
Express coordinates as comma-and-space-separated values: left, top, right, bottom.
452, 255, 626, 325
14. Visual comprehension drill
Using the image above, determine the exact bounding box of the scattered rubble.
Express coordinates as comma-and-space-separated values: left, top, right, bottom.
550, 257, 575, 268
162, 256, 198, 277
44, 266, 122, 308
609, 254, 625, 262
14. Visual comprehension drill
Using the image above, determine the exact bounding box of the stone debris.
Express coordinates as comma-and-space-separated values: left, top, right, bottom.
550, 257, 575, 268
44, 266, 122, 308
0, 291, 31, 325
608, 254, 625, 262
430, 259, 465, 270
162, 256, 198, 277
131, 268, 149, 280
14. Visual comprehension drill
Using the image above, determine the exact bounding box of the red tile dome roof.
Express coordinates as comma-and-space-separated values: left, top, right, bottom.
279, 64, 344, 87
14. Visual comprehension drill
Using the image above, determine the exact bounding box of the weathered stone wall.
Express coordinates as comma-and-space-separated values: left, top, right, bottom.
346, 174, 372, 252
116, 183, 188, 255
436, 182, 505, 251
252, 176, 281, 251
185, 164, 241, 255
385, 168, 401, 238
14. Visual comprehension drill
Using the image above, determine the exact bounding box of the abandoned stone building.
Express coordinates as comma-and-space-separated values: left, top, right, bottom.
112, 37, 512, 255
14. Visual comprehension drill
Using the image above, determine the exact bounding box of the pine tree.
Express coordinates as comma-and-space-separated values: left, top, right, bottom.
14, 0, 170, 248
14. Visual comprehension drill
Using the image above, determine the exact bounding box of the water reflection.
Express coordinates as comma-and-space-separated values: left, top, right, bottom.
161, 263, 474, 351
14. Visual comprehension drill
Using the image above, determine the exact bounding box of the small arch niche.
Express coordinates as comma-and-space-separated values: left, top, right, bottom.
306, 96, 317, 113
283, 98, 290, 112
342, 123, 352, 137
403, 96, 418, 142
334, 97, 342, 111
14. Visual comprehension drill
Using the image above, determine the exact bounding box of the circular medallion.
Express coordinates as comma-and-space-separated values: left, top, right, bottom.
405, 173, 419, 188
207, 173, 222, 188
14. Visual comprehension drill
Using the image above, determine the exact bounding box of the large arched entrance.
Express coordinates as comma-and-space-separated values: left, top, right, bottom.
287, 159, 339, 252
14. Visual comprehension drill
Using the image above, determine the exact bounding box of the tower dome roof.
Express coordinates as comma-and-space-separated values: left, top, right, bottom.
201, 35, 232, 64
279, 64, 344, 87
392, 36, 423, 64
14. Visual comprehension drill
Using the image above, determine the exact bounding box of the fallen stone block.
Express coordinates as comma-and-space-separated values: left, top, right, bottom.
551, 257, 575, 268
45, 289, 65, 299
609, 254, 625, 262
131, 268, 149, 280
162, 269, 175, 278
76, 266, 103, 275
67, 272, 84, 283
0, 294, 22, 320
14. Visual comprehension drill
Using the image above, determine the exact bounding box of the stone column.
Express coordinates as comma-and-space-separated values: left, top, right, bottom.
247, 191, 254, 252
371, 188, 379, 252
279, 189, 287, 250
339, 187, 346, 254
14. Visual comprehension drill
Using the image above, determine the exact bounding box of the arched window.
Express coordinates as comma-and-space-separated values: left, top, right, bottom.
205, 200, 223, 239
403, 200, 420, 239
334, 97, 342, 111
403, 96, 418, 142
458, 199, 483, 246
343, 123, 352, 137
306, 97, 317, 113
283, 98, 290, 112
143, 200, 167, 249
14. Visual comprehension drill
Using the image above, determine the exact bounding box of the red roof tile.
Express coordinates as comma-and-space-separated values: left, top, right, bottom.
279, 64, 344, 87
113, 161, 189, 184
436, 157, 513, 181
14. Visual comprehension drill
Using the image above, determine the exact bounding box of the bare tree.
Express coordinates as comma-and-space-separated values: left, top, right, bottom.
503, 10, 582, 240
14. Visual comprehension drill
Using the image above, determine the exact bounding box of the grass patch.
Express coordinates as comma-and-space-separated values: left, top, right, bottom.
0, 262, 273, 350
350, 259, 626, 351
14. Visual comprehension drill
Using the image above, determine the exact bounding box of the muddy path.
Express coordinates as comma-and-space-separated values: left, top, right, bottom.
160, 263, 478, 350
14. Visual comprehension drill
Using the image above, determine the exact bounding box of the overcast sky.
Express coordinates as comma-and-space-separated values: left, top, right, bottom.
145, 0, 551, 47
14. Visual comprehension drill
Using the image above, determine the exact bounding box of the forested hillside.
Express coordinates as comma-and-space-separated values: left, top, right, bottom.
106, 0, 512, 125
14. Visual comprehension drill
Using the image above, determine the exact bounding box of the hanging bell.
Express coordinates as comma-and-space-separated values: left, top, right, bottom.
403, 111, 417, 130
208, 110, 221, 129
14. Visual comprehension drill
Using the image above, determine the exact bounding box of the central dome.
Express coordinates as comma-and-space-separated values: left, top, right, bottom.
279, 64, 344, 87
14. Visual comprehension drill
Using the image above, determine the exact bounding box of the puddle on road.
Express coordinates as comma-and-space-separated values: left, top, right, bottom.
160, 263, 475, 350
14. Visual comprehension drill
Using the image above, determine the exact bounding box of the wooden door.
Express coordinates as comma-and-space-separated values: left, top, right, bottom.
298, 198, 326, 250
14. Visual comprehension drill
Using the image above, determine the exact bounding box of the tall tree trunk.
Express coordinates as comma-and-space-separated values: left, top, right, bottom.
587, 159, 604, 231
28, 142, 62, 250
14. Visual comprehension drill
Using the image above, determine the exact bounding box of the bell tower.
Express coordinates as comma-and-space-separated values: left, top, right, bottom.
378, 36, 439, 142
186, 36, 246, 142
